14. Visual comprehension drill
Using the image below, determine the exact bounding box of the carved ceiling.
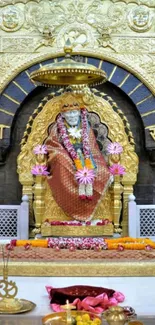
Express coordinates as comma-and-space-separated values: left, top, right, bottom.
0, 0, 154, 92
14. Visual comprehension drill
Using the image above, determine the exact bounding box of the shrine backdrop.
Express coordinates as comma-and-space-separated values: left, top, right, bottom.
0, 0, 154, 206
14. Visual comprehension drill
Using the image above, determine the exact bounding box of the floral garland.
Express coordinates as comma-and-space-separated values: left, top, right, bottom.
46, 219, 111, 226
57, 109, 96, 199
105, 237, 155, 250
10, 237, 155, 251
57, 108, 94, 171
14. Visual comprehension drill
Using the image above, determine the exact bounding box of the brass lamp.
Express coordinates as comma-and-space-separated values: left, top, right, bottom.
30, 40, 107, 87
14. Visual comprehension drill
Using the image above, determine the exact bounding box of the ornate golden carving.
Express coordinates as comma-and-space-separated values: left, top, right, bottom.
127, 6, 154, 32
41, 223, 114, 237
0, 6, 24, 32
0, 261, 155, 277
111, 0, 155, 7
113, 175, 123, 233
33, 175, 46, 231
0, 0, 41, 6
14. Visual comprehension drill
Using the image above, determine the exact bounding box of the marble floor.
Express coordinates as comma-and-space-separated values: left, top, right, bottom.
0, 276, 155, 324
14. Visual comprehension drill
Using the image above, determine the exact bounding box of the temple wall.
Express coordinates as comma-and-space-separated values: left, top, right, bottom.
0, 0, 155, 206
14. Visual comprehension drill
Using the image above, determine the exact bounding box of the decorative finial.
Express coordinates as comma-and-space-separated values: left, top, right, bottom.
64, 39, 73, 57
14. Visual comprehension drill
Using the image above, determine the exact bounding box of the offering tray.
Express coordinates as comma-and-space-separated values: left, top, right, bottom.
42, 310, 102, 325
0, 298, 36, 314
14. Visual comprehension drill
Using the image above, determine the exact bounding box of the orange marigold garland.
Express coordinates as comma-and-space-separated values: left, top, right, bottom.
15, 240, 48, 248
74, 158, 83, 170
85, 158, 94, 169
105, 237, 155, 250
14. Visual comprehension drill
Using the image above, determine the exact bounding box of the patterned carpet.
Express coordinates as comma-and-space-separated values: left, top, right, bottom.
1, 246, 155, 262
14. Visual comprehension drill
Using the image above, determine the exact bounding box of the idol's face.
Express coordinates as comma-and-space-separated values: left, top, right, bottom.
62, 110, 81, 126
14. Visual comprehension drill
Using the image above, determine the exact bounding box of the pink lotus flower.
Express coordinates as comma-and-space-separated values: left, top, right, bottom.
31, 165, 49, 175
107, 142, 123, 154
75, 167, 95, 185
109, 164, 126, 175
33, 145, 48, 154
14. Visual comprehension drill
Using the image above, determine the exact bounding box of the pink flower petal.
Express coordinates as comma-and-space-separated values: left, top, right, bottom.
33, 145, 48, 154
113, 292, 125, 303
108, 297, 118, 306
109, 164, 126, 175
107, 142, 123, 155
31, 165, 49, 176
75, 167, 95, 184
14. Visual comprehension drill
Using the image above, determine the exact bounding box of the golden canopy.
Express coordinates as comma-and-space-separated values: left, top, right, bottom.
30, 41, 107, 87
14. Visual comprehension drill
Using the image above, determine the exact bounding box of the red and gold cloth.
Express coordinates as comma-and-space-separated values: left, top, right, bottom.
45, 123, 111, 221
46, 285, 125, 313
48, 285, 115, 305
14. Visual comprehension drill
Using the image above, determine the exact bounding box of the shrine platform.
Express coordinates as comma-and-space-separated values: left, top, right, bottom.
0, 246, 155, 276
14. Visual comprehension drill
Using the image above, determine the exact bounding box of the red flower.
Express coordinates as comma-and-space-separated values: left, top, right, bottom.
55, 246, 60, 251
24, 243, 31, 250
69, 245, 76, 252
117, 244, 124, 251
86, 221, 91, 225
10, 240, 17, 247
145, 245, 152, 251
6, 243, 14, 251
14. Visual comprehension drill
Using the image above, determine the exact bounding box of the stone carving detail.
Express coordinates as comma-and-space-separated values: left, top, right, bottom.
34, 26, 55, 52
127, 6, 154, 32
57, 24, 92, 48
112, 0, 155, 7
0, 0, 41, 6
140, 55, 155, 79
0, 6, 24, 32
97, 28, 117, 52
2, 38, 36, 52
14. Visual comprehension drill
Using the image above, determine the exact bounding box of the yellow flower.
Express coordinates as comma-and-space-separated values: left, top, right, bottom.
82, 314, 90, 322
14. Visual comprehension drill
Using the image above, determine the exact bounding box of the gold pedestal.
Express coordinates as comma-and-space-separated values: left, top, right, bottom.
41, 223, 114, 237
